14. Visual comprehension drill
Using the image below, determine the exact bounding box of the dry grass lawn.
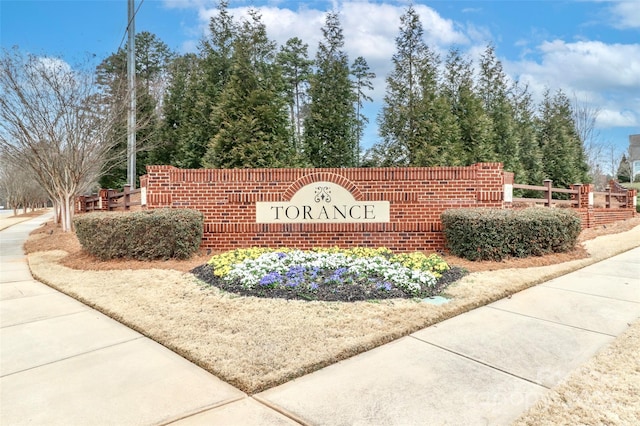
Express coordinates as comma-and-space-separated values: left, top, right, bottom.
22, 215, 640, 414
514, 320, 640, 425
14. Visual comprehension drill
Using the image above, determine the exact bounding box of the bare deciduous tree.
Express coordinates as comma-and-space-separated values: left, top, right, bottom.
572, 95, 605, 186
0, 48, 124, 231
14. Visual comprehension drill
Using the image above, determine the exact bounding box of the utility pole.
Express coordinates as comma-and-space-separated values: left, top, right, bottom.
127, 0, 136, 189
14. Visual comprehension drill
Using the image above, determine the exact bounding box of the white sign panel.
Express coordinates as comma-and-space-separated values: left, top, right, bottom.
256, 181, 390, 223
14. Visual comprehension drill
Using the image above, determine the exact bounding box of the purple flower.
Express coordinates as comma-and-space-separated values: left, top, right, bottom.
377, 282, 392, 292
259, 272, 282, 287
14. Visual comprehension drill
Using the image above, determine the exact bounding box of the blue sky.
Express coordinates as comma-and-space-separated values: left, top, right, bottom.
2, 0, 639, 173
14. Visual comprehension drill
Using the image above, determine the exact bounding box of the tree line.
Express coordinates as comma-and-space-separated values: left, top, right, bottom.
0, 2, 598, 229
96, 2, 590, 190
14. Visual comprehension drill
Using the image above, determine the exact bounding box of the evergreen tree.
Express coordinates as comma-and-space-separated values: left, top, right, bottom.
373, 6, 456, 166
95, 31, 173, 188
203, 9, 293, 168
511, 81, 543, 186
276, 37, 313, 156
478, 45, 521, 176
350, 56, 375, 165
537, 89, 590, 189
442, 48, 493, 165
303, 12, 358, 168
157, 53, 199, 166
177, 0, 237, 168
616, 154, 631, 182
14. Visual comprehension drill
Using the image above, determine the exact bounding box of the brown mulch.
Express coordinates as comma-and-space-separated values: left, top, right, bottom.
24, 216, 640, 273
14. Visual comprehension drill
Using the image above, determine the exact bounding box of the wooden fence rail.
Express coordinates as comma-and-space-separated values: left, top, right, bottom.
76, 185, 142, 213
512, 179, 579, 207
510, 179, 631, 209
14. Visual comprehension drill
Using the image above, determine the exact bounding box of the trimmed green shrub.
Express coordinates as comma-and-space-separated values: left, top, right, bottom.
441, 208, 581, 261
74, 209, 204, 260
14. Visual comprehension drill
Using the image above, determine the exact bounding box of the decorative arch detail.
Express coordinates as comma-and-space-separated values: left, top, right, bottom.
283, 172, 363, 201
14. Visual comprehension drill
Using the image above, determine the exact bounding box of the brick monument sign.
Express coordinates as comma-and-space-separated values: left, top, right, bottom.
139, 162, 508, 253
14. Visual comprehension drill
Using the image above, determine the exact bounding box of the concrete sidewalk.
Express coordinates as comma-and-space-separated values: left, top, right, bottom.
1, 214, 639, 425
0, 214, 294, 425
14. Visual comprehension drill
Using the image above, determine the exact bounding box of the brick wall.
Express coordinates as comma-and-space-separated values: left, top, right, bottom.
140, 163, 636, 252
576, 208, 636, 229
142, 163, 508, 253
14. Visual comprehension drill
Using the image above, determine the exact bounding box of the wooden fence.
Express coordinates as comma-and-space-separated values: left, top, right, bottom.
511, 179, 632, 209
76, 185, 143, 213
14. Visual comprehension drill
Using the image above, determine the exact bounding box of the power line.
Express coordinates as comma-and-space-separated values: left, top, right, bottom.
116, 0, 145, 53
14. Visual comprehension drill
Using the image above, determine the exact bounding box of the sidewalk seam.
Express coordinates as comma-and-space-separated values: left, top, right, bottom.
1, 305, 90, 329
0, 336, 145, 378
541, 283, 640, 304
154, 395, 248, 426
485, 305, 638, 337
251, 395, 310, 425
408, 335, 551, 390
0, 308, 106, 329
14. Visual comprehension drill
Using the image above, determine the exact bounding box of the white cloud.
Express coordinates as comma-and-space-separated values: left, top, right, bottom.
506, 40, 640, 129
608, 1, 640, 29
597, 109, 638, 128
186, 1, 468, 102
536, 40, 640, 91
36, 56, 73, 75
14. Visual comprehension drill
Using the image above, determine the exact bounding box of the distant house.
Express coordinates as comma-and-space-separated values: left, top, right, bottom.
630, 134, 640, 182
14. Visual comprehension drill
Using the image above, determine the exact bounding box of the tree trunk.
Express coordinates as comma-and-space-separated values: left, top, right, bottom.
63, 193, 74, 232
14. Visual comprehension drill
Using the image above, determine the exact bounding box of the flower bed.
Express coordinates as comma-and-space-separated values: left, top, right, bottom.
192, 247, 464, 302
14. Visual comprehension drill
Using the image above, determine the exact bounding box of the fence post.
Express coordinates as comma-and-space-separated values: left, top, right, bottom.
543, 179, 552, 207
106, 189, 115, 211
605, 185, 611, 209
571, 184, 581, 207
123, 185, 131, 210
98, 189, 108, 211
76, 196, 85, 213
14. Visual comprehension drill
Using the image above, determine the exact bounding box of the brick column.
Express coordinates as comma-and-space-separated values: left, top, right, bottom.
98, 189, 110, 211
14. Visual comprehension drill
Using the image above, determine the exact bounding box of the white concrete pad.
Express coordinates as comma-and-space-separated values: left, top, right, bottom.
171, 398, 299, 425
0, 292, 88, 327
0, 338, 245, 426
0, 257, 29, 272
606, 247, 640, 263
542, 272, 640, 303
576, 259, 640, 280
0, 268, 34, 283
0, 255, 27, 264
1, 310, 141, 376
0, 280, 56, 301
0, 244, 25, 257
411, 307, 613, 388
256, 337, 547, 426
489, 286, 640, 335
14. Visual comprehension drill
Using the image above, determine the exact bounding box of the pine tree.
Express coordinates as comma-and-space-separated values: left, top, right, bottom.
176, 0, 237, 169
373, 6, 456, 167
303, 12, 358, 168
203, 9, 293, 168
478, 45, 521, 176
95, 31, 173, 188
537, 89, 590, 189
276, 37, 313, 157
158, 53, 199, 166
511, 81, 543, 186
442, 48, 493, 166
350, 56, 375, 165
616, 154, 631, 182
